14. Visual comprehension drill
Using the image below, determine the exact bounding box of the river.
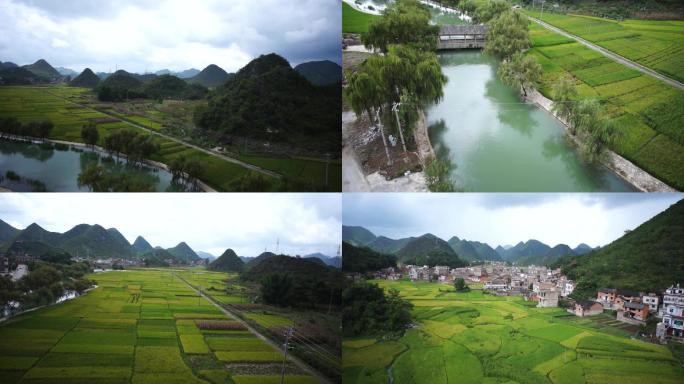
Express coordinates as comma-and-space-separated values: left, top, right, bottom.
426, 51, 636, 192
0, 139, 182, 192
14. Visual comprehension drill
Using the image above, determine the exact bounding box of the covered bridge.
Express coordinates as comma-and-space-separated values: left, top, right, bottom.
438, 25, 488, 50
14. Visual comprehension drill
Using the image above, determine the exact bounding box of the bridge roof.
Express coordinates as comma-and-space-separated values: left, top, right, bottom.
440, 24, 488, 35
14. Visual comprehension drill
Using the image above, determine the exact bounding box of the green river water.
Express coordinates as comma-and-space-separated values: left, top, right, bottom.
426, 51, 636, 192
0, 140, 181, 192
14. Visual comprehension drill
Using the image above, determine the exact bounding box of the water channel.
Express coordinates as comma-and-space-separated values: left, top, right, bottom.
426, 51, 636, 192
0, 139, 182, 192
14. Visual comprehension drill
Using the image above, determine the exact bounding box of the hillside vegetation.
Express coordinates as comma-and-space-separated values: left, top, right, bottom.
207, 248, 244, 272
193, 53, 341, 152
554, 199, 684, 299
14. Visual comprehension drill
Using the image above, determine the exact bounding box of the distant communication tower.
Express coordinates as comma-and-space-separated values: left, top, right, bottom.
276, 238, 279, 254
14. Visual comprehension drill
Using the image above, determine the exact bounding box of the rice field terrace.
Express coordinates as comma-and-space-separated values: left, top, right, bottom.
342, 280, 684, 384
0, 269, 319, 384
525, 22, 684, 190
176, 270, 341, 382
0, 86, 341, 191
525, 10, 684, 83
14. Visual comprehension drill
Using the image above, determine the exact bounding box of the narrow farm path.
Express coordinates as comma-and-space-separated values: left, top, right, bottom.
174, 273, 332, 384
42, 88, 283, 179
527, 15, 684, 91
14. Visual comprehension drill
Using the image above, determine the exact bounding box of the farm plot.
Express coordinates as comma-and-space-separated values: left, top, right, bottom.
0, 269, 316, 384
343, 279, 684, 384
526, 22, 684, 190
526, 11, 684, 83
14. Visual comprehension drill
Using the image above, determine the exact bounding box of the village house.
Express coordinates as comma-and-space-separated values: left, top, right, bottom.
571, 300, 604, 317
657, 284, 684, 342
484, 279, 509, 291
597, 288, 617, 308
537, 289, 559, 308
642, 293, 660, 314
618, 301, 649, 324
560, 280, 575, 297
614, 289, 641, 310
0, 256, 8, 274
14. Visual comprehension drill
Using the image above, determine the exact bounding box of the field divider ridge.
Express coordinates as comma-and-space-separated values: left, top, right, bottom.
174, 272, 333, 384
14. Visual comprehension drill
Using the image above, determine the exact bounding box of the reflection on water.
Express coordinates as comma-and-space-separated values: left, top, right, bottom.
0, 140, 181, 192
426, 51, 636, 192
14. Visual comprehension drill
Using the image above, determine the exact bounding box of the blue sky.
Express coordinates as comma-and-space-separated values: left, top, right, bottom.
343, 193, 683, 248
0, 0, 341, 73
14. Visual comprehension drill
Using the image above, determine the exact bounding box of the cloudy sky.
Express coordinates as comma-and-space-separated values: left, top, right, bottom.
343, 193, 683, 248
0, 194, 341, 257
0, 0, 341, 73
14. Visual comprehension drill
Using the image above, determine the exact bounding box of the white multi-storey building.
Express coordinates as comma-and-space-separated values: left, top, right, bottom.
657, 284, 684, 342
642, 293, 660, 314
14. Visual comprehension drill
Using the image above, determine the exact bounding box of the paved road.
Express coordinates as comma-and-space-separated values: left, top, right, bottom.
43, 89, 283, 179
175, 274, 332, 384
528, 16, 684, 91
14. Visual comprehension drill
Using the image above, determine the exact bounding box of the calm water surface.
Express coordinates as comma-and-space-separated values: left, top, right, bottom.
0, 140, 179, 192
426, 51, 635, 192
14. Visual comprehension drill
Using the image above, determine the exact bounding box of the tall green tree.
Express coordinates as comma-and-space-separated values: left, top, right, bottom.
498, 52, 541, 97
362, 0, 440, 53
551, 75, 579, 124
80, 123, 99, 148
484, 10, 530, 59
345, 66, 392, 165
472, 0, 510, 24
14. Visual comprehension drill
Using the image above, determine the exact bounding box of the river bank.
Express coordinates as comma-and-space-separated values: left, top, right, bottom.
524, 88, 676, 192
0, 135, 216, 192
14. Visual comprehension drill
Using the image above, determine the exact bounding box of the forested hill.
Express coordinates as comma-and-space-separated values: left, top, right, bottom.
193, 53, 341, 152
554, 199, 684, 300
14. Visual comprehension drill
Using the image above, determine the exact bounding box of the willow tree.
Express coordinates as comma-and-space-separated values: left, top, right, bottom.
472, 0, 510, 24
569, 99, 600, 137
498, 52, 541, 97
484, 10, 530, 59
345, 65, 392, 165
362, 0, 440, 53
570, 99, 618, 162
379, 45, 447, 152
551, 75, 579, 125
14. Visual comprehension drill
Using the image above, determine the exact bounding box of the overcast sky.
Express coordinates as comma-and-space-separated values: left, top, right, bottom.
0, 194, 341, 257
343, 193, 683, 248
0, 0, 341, 73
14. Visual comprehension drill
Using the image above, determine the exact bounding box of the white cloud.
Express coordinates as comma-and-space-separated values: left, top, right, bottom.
0, 0, 340, 73
343, 193, 683, 248
50, 38, 69, 48
0, 193, 341, 257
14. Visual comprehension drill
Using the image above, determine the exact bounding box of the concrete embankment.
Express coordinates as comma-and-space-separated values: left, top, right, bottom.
524, 88, 676, 192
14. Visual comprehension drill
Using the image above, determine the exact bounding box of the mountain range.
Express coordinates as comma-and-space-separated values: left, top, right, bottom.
1, 58, 340, 89
0, 220, 200, 264
342, 225, 595, 266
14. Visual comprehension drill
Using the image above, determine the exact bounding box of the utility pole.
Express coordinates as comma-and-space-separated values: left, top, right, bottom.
280, 327, 294, 384
392, 102, 407, 153
540, 0, 544, 21
324, 153, 330, 189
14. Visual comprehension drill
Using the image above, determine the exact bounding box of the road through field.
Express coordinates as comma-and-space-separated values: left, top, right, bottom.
42, 88, 283, 180
527, 15, 684, 91
175, 273, 332, 384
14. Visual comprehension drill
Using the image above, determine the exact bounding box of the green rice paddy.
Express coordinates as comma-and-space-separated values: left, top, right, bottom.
343, 2, 379, 33
526, 21, 684, 190
343, 280, 684, 384
0, 269, 317, 384
527, 11, 684, 83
